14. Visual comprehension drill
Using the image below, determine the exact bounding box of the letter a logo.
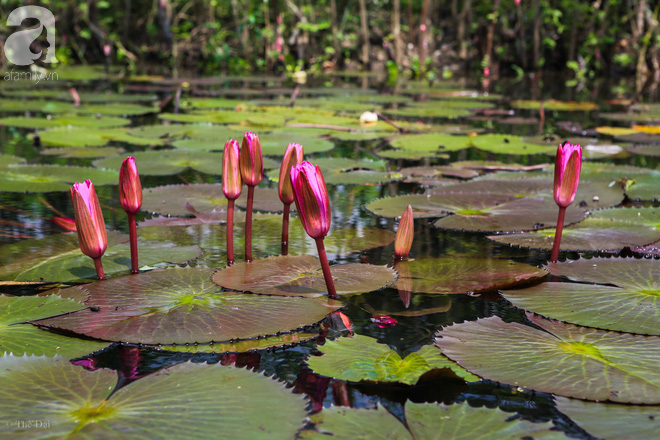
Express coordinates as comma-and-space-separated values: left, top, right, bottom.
5, 6, 58, 66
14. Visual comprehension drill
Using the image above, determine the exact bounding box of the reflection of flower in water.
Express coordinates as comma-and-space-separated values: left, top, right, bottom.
370, 315, 398, 328
394, 259, 412, 308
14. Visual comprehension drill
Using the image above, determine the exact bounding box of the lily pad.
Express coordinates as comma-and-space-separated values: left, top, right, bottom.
627, 144, 660, 157
470, 134, 558, 155
383, 104, 474, 119
212, 254, 396, 297
323, 170, 400, 185
36, 267, 338, 344
0, 295, 108, 357
400, 166, 479, 180
93, 150, 224, 176
0, 155, 26, 168
389, 133, 470, 152
301, 403, 562, 440
159, 110, 248, 124
377, 149, 444, 160
0, 356, 307, 439
555, 396, 660, 440
154, 332, 317, 354
306, 334, 479, 384
258, 132, 335, 155
0, 230, 201, 282
394, 257, 547, 294
0, 164, 118, 192
436, 313, 660, 404
38, 127, 109, 147
0, 115, 130, 129
41, 146, 125, 158
127, 124, 226, 140
512, 100, 598, 111
365, 193, 516, 219
600, 112, 660, 124
500, 257, 660, 335
488, 207, 660, 251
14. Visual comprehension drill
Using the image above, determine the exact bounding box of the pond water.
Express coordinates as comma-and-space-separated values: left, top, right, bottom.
0, 68, 659, 438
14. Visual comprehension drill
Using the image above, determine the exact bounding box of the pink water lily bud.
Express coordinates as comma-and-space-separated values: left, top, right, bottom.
291, 161, 331, 239
223, 139, 243, 200
51, 216, 77, 232
240, 132, 263, 187
71, 180, 107, 259
553, 142, 582, 208
279, 143, 304, 204
394, 205, 414, 259
119, 156, 142, 214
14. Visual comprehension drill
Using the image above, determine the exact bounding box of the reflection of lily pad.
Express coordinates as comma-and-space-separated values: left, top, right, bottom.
395, 257, 547, 294
437, 313, 660, 403
0, 295, 108, 357
306, 334, 478, 384
212, 254, 396, 297
556, 397, 660, 440
0, 164, 118, 192
93, 150, 224, 175
501, 257, 660, 335
0, 356, 307, 439
0, 230, 201, 282
36, 267, 338, 344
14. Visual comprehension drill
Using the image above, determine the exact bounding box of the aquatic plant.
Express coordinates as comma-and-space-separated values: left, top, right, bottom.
119, 156, 142, 273
239, 132, 263, 262
394, 204, 414, 259
278, 142, 304, 255
551, 142, 582, 262
223, 139, 242, 265
70, 180, 107, 279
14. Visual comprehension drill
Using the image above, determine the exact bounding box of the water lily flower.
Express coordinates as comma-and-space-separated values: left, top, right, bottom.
291, 161, 336, 298
394, 204, 414, 259
119, 156, 142, 273
550, 142, 582, 262
239, 132, 263, 262
279, 142, 304, 255
359, 111, 378, 125
71, 180, 107, 279
223, 139, 242, 264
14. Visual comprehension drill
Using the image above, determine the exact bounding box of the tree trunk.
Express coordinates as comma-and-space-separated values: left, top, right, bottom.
330, 0, 341, 62
458, 0, 472, 61
484, 0, 500, 76
358, 0, 370, 68
419, 0, 431, 75
533, 0, 541, 71
393, 0, 402, 67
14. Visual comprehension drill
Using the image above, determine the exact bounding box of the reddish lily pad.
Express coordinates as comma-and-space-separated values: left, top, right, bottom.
212, 255, 396, 297
36, 267, 339, 344
436, 313, 660, 403
395, 257, 547, 294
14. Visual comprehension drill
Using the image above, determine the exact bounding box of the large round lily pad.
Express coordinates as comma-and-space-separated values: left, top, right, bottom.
258, 132, 335, 155
470, 134, 558, 155
306, 334, 478, 384
501, 257, 660, 335
365, 193, 516, 219
395, 257, 547, 294
436, 313, 660, 404
93, 150, 224, 176
0, 164, 118, 192
0, 115, 130, 129
0, 356, 306, 439
301, 403, 562, 440
41, 146, 125, 158
212, 254, 396, 297
389, 133, 470, 153
0, 295, 108, 357
0, 230, 201, 283
555, 396, 660, 440
35, 267, 339, 344
154, 332, 318, 354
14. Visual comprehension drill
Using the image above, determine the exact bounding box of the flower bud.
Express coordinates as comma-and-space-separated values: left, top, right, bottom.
71, 180, 107, 259
394, 205, 414, 259
291, 161, 331, 239
279, 143, 304, 204
240, 132, 263, 187
223, 139, 243, 200
553, 142, 582, 208
119, 156, 142, 214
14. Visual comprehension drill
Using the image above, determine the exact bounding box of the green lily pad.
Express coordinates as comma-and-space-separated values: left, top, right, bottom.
127, 124, 227, 140
400, 166, 479, 180
394, 257, 548, 294
323, 170, 401, 185
512, 100, 598, 111
211, 254, 397, 297
41, 146, 125, 158
365, 193, 516, 219
1, 90, 155, 103
301, 403, 562, 440
0, 356, 307, 439
306, 334, 478, 384
0, 164, 118, 192
154, 332, 318, 354
36, 267, 338, 344
330, 131, 393, 141
0, 295, 108, 357
94, 150, 223, 176
0, 115, 130, 129
470, 134, 558, 155
600, 112, 660, 123
501, 257, 660, 335
159, 110, 248, 124
627, 144, 660, 157
172, 137, 242, 151
487, 207, 660, 251
436, 313, 660, 404
0, 155, 26, 168
555, 396, 660, 440
377, 149, 445, 159
181, 97, 248, 109
383, 104, 473, 119
313, 158, 387, 172
38, 127, 109, 147
0, 230, 201, 282
450, 160, 552, 172
258, 132, 335, 155
389, 133, 470, 152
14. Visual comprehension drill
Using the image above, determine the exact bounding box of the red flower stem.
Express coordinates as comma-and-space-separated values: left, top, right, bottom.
315, 237, 337, 299
93, 257, 106, 280
550, 206, 566, 263
226, 199, 235, 265
245, 185, 254, 262
127, 213, 139, 273
281, 203, 290, 256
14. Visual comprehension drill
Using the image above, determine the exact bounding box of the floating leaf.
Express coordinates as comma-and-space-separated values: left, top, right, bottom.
450, 160, 551, 171
0, 164, 118, 192
627, 144, 660, 157
36, 267, 338, 344
0, 230, 201, 282
94, 150, 224, 175
395, 257, 547, 294
306, 334, 478, 384
0, 356, 307, 439
154, 332, 317, 354
600, 112, 660, 124
212, 254, 396, 297
159, 110, 248, 124
377, 149, 444, 160
555, 397, 660, 440
258, 132, 335, 155
0, 115, 130, 129
41, 146, 125, 158
436, 313, 660, 403
389, 133, 470, 152
302, 405, 411, 440
0, 155, 26, 168
365, 193, 516, 219
470, 134, 558, 155
323, 170, 400, 185
0, 295, 108, 357
39, 126, 109, 147
128, 124, 226, 140
400, 166, 479, 180
512, 100, 598, 111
